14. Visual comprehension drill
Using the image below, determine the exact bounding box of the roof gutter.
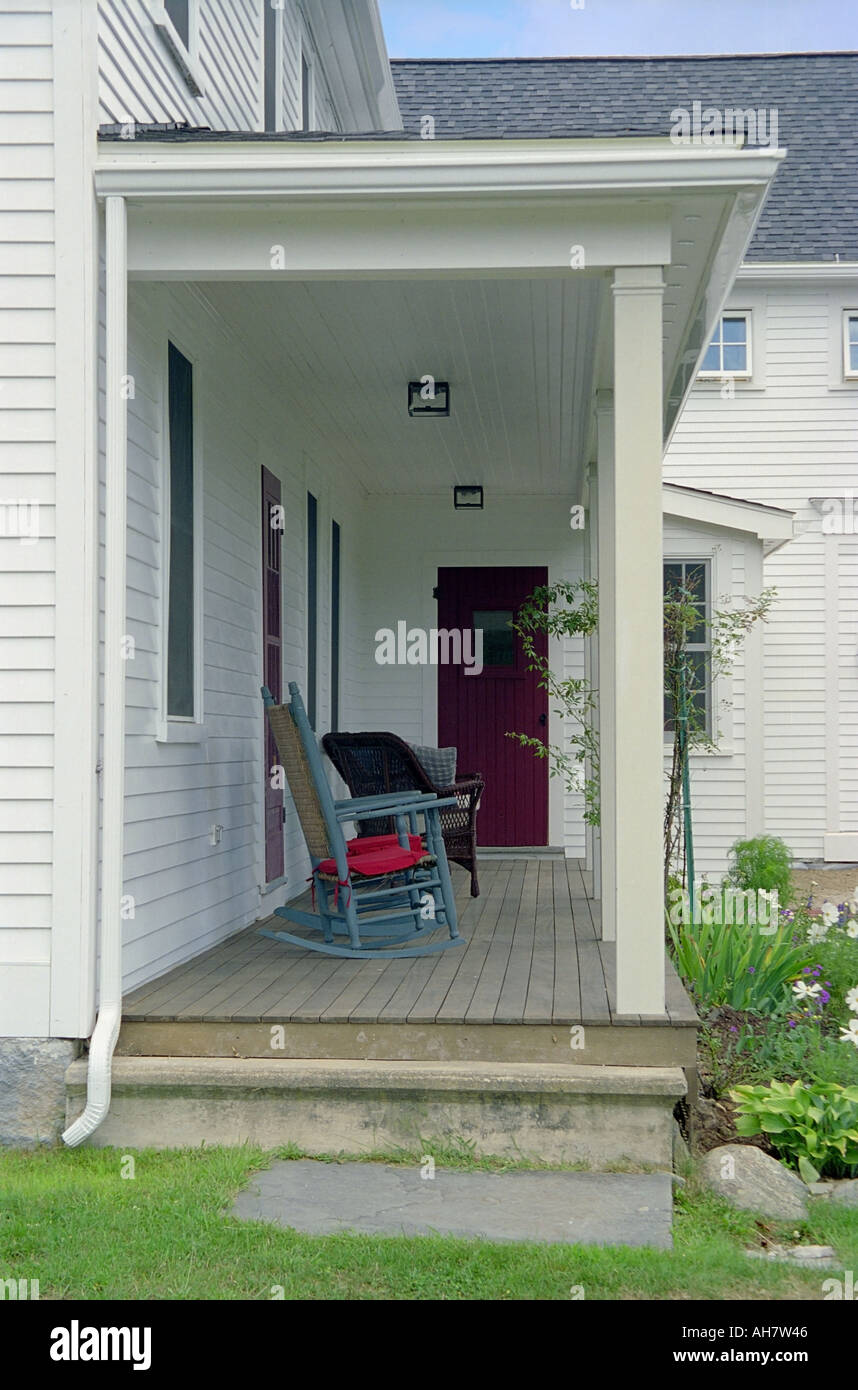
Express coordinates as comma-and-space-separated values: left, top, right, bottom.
62, 195, 128, 1147
94, 137, 785, 201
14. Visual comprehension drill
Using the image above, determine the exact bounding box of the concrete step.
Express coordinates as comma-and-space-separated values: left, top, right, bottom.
65, 1057, 685, 1167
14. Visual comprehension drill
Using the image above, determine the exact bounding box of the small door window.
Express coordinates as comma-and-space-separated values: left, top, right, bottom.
473, 609, 515, 667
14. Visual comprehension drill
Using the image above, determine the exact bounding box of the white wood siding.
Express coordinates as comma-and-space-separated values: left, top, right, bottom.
837, 538, 858, 830
113, 280, 364, 989
98, 0, 262, 130
97, 1, 346, 134
0, 0, 55, 1032
665, 285, 858, 859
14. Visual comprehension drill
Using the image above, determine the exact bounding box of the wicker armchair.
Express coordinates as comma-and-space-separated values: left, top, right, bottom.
323, 731, 484, 897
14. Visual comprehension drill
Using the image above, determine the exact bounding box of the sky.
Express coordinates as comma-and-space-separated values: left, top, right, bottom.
378, 0, 858, 59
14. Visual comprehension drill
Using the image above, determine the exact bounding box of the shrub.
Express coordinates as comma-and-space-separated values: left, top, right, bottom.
731, 1079, 858, 1182
726, 835, 793, 905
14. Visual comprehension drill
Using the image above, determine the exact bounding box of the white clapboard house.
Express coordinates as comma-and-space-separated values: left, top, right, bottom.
1, 3, 853, 1155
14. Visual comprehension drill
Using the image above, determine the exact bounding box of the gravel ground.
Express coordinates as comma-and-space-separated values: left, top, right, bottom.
791, 866, 858, 911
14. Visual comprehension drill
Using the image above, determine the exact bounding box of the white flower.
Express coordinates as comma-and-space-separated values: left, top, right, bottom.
846, 986, 858, 1013
807, 921, 829, 945
839, 1019, 858, 1048
821, 901, 839, 927
847, 919, 858, 939
792, 980, 823, 1002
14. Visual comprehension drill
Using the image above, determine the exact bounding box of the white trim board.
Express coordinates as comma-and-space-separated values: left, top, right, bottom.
663, 483, 795, 542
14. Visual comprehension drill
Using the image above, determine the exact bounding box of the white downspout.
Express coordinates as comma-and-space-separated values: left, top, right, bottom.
63, 196, 128, 1146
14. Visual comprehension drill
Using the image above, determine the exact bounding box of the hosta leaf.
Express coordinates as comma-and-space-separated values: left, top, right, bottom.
734, 1116, 762, 1136
798, 1155, 820, 1184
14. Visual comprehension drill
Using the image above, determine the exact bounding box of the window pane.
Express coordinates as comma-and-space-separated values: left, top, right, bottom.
722, 316, 747, 343
167, 343, 194, 718
723, 343, 747, 372
165, 0, 190, 48
851, 342, 858, 373
663, 562, 683, 594
700, 341, 720, 372
685, 563, 706, 601
848, 317, 858, 344
686, 651, 710, 726
473, 610, 515, 667
663, 561, 710, 735
687, 605, 707, 646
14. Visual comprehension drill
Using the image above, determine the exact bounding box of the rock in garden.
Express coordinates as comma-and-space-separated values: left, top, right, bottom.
700, 1144, 809, 1220
828, 1179, 858, 1207
745, 1244, 838, 1267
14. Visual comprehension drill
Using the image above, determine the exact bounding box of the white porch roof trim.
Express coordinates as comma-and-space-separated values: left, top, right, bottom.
95, 135, 784, 202
662, 482, 796, 543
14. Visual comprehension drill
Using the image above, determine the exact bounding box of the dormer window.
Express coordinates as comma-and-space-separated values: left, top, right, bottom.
148, 1, 203, 96
844, 313, 858, 379
698, 312, 752, 378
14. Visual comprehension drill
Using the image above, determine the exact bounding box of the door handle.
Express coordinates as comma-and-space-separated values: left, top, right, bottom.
539, 713, 547, 726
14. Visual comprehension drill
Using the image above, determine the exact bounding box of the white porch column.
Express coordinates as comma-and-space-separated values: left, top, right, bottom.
610, 267, 666, 1015
595, 394, 615, 943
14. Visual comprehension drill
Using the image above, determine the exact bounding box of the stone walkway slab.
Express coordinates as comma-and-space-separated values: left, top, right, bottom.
232, 1160, 674, 1248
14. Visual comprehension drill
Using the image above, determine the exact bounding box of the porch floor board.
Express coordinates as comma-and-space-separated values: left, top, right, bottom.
122, 857, 697, 1031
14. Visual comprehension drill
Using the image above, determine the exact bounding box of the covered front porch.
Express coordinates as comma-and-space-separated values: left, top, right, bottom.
119, 856, 697, 1064
67, 854, 696, 1161
61, 131, 783, 1149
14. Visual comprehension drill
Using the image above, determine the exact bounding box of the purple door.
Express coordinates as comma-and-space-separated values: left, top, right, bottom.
437, 566, 548, 846
262, 467, 284, 881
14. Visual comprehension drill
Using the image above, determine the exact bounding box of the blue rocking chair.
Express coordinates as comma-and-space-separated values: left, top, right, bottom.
260, 683, 463, 959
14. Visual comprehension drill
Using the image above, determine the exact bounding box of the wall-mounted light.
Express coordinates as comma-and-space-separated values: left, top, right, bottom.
408, 379, 450, 417
453, 486, 483, 510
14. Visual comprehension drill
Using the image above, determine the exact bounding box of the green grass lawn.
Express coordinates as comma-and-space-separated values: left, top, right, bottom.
1, 1144, 856, 1300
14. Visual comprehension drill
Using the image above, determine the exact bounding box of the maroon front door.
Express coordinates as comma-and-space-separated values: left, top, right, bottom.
262, 466, 284, 882
437, 566, 548, 846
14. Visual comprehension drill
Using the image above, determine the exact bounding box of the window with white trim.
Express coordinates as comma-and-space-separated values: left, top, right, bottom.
148, 0, 203, 96
844, 312, 858, 379
664, 560, 711, 737
698, 312, 752, 378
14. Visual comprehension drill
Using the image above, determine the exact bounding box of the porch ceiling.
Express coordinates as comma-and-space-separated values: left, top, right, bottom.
201, 275, 604, 496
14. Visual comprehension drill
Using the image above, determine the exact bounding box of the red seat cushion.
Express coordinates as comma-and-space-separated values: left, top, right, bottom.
347, 833, 422, 856
316, 844, 428, 878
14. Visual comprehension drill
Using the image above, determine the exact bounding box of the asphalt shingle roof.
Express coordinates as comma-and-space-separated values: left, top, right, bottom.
390, 54, 858, 262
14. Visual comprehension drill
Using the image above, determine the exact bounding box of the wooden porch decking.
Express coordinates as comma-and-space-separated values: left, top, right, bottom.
119, 858, 698, 1069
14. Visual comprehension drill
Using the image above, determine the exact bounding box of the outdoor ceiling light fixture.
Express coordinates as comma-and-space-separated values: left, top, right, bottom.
408, 379, 450, 416
453, 485, 484, 510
